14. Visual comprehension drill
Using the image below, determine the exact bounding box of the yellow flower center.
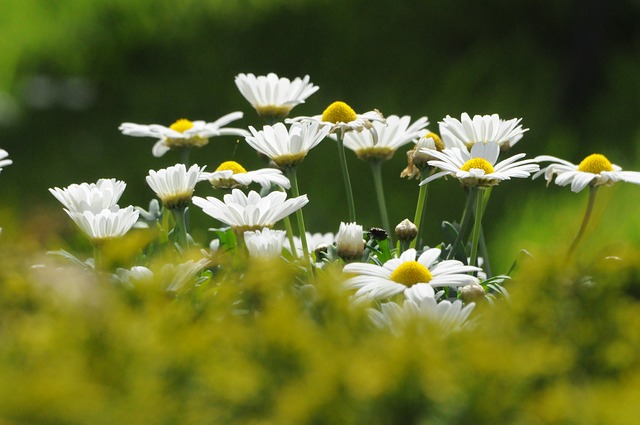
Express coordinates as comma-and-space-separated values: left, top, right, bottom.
169, 119, 194, 133
461, 158, 495, 174
577, 153, 613, 174
321, 101, 357, 124
389, 261, 432, 287
425, 132, 444, 151
215, 160, 247, 174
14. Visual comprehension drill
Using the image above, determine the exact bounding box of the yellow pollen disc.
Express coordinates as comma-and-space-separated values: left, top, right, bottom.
389, 261, 433, 287
578, 153, 613, 174
461, 158, 495, 174
215, 160, 247, 174
169, 118, 194, 133
425, 132, 444, 151
321, 101, 357, 124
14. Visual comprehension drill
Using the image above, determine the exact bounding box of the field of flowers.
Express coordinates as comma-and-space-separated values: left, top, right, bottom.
1, 73, 640, 424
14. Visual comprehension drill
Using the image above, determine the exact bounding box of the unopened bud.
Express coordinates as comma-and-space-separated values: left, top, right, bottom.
369, 227, 388, 241
460, 283, 486, 304
395, 219, 418, 243
336, 222, 365, 261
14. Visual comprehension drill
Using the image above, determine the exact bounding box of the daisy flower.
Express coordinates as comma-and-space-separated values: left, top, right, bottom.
49, 179, 126, 214
0, 149, 12, 171
291, 232, 336, 255
192, 189, 308, 233
286, 100, 385, 140
119, 112, 249, 157
340, 115, 429, 162
65, 206, 139, 243
343, 248, 480, 301
534, 153, 640, 193
400, 132, 445, 179
369, 298, 476, 335
245, 121, 330, 169
420, 141, 540, 187
244, 228, 287, 259
234, 73, 319, 121
146, 164, 204, 209
336, 222, 364, 260
439, 113, 528, 151
200, 160, 290, 190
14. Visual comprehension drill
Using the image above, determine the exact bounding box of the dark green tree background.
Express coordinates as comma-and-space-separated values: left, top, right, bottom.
1, 0, 639, 254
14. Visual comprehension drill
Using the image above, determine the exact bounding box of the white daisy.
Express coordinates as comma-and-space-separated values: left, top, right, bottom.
400, 132, 445, 179
200, 160, 290, 190
369, 298, 476, 335
336, 222, 364, 260
439, 113, 528, 151
234, 73, 319, 121
420, 141, 539, 187
65, 206, 139, 243
244, 121, 330, 168
244, 228, 287, 259
49, 178, 126, 214
119, 112, 249, 157
192, 189, 309, 232
343, 248, 480, 301
286, 100, 385, 140
0, 149, 12, 171
291, 232, 336, 256
339, 115, 429, 162
534, 153, 640, 193
146, 164, 204, 209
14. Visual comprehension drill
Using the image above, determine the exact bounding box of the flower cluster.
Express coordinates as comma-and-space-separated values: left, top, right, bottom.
35, 72, 640, 335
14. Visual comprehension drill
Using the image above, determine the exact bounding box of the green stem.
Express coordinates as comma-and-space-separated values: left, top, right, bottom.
469, 187, 485, 269
567, 186, 598, 259
180, 147, 190, 167
411, 170, 430, 249
336, 134, 356, 222
93, 242, 104, 272
172, 206, 189, 250
478, 187, 493, 277
286, 167, 310, 260
283, 215, 298, 258
447, 189, 476, 260
370, 161, 391, 242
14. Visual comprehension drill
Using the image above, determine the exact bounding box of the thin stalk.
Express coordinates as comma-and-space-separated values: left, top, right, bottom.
336, 134, 356, 222
93, 242, 104, 272
172, 206, 189, 250
286, 167, 310, 260
446, 189, 476, 260
469, 187, 485, 269
411, 170, 431, 249
180, 147, 190, 167
567, 186, 598, 258
478, 187, 493, 277
283, 215, 298, 258
370, 160, 391, 242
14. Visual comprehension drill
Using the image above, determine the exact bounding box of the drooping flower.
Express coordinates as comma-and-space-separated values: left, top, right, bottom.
439, 113, 528, 151
0, 149, 12, 172
119, 113, 249, 157
534, 153, 640, 193
49, 179, 126, 213
340, 115, 429, 162
401, 132, 444, 179
192, 189, 308, 233
146, 164, 204, 209
244, 121, 330, 169
420, 141, 539, 187
200, 160, 290, 190
287, 100, 385, 140
343, 248, 480, 301
234, 73, 319, 121
244, 228, 287, 259
64, 206, 139, 243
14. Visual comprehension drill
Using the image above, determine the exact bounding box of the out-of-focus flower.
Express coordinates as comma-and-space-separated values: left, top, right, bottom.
146, 164, 204, 209
0, 149, 12, 171
420, 141, 539, 188
65, 206, 139, 243
235, 73, 319, 121
244, 228, 287, 259
119, 113, 249, 157
200, 160, 290, 190
49, 179, 126, 214
192, 189, 308, 233
534, 153, 640, 193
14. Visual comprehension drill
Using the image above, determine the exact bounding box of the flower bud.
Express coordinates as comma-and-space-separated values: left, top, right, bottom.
395, 218, 418, 243
336, 222, 364, 261
460, 283, 486, 304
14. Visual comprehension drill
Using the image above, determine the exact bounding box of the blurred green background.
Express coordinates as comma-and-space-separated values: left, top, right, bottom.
2, 0, 640, 263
